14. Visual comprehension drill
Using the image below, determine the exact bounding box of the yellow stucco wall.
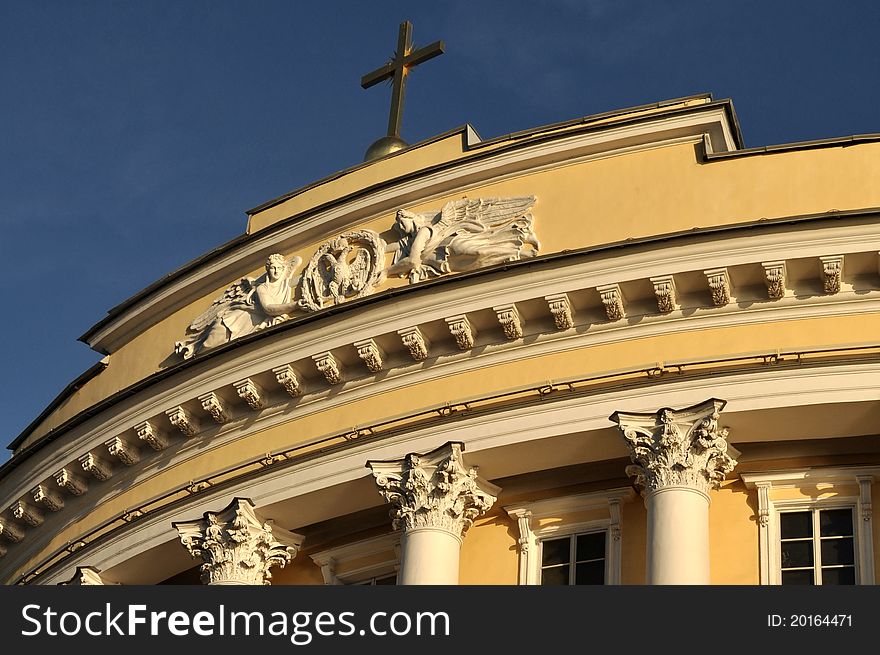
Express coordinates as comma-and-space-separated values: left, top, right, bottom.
710, 480, 759, 584
27, 133, 880, 441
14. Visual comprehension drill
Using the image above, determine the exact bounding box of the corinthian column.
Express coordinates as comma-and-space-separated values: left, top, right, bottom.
610, 399, 737, 584
366, 441, 500, 585
173, 497, 304, 585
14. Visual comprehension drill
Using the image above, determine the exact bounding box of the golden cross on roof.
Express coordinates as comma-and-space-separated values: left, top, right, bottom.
361, 21, 444, 141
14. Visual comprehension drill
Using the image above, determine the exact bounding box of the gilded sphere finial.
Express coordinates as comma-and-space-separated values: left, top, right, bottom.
364, 135, 408, 162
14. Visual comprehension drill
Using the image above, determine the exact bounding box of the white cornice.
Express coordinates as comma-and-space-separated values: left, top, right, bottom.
18, 357, 880, 585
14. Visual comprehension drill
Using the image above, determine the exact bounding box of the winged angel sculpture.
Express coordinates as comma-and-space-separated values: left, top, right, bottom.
174, 254, 302, 359
387, 196, 540, 283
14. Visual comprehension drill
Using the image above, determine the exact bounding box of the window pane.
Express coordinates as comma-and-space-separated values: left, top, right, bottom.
374, 574, 397, 585
574, 560, 605, 585
782, 569, 815, 585
821, 538, 854, 566
780, 512, 812, 539
575, 532, 606, 562
541, 565, 569, 585
541, 538, 570, 567
819, 509, 853, 537
821, 567, 856, 585
781, 540, 814, 568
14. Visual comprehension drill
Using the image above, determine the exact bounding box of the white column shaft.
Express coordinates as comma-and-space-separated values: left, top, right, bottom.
646, 486, 710, 584
398, 528, 462, 585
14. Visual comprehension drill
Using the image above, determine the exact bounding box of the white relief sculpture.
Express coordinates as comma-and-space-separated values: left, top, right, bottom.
272, 364, 303, 397
106, 437, 140, 466
704, 268, 731, 307
79, 453, 112, 481
234, 379, 265, 410
596, 284, 625, 321
55, 468, 87, 496
313, 352, 343, 385
650, 275, 677, 313
445, 315, 476, 350
173, 497, 303, 585
136, 420, 168, 450
398, 326, 429, 361
545, 293, 574, 330
62, 566, 106, 585
366, 442, 499, 538
32, 485, 64, 512
610, 399, 737, 496
12, 501, 43, 527
354, 339, 384, 373
198, 393, 229, 424
387, 197, 540, 283
762, 261, 786, 300
175, 254, 303, 359
821, 255, 843, 294
299, 231, 386, 311
0, 519, 25, 543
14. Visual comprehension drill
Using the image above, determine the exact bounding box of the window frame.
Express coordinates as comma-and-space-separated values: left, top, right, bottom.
505, 487, 634, 586
742, 467, 876, 585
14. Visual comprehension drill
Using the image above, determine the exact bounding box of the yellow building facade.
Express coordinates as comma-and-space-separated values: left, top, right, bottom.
2, 93, 879, 586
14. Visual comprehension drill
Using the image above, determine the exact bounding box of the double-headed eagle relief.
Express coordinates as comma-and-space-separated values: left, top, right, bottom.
173, 197, 540, 358
299, 230, 387, 311
387, 196, 539, 283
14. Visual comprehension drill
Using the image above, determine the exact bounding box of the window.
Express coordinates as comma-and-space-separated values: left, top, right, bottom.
742, 467, 876, 585
310, 533, 400, 585
779, 508, 855, 585
505, 487, 634, 585
540, 531, 606, 585
353, 573, 397, 586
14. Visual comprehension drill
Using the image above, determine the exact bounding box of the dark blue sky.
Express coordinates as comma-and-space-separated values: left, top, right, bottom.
2, 1, 879, 452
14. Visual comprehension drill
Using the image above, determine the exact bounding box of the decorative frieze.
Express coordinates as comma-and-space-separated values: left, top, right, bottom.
609, 398, 737, 496
544, 293, 574, 330
398, 326, 429, 361
0, 518, 24, 543
136, 420, 169, 450
234, 378, 265, 410
388, 197, 539, 283
313, 352, 343, 385
12, 501, 43, 527
820, 255, 843, 295
198, 393, 229, 424
105, 437, 140, 466
174, 497, 303, 585
78, 453, 112, 481
650, 275, 677, 314
32, 484, 64, 512
55, 468, 87, 496
596, 284, 625, 321
445, 315, 476, 350
493, 304, 523, 340
366, 441, 500, 539
272, 364, 303, 397
354, 339, 384, 373
762, 261, 787, 300
703, 267, 731, 307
